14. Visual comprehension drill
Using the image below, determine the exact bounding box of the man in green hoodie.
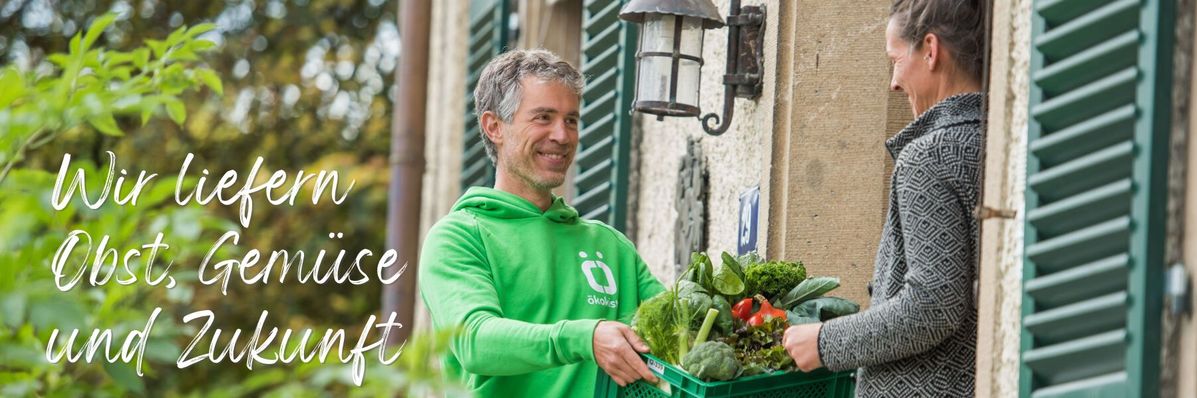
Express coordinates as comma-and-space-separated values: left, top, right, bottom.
418, 49, 666, 397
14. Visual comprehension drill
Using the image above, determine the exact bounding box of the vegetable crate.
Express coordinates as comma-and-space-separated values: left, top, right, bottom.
595, 354, 855, 398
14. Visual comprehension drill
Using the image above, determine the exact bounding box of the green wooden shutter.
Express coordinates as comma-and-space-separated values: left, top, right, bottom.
574, 0, 637, 231
1019, 0, 1174, 396
460, 0, 511, 191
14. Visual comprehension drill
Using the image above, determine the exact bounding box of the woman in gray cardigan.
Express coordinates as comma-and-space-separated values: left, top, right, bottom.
782, 0, 986, 396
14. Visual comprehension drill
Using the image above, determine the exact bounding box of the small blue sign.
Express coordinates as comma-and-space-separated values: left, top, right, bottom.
738, 186, 760, 255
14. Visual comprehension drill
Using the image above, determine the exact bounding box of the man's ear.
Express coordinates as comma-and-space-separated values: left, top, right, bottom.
480, 110, 504, 146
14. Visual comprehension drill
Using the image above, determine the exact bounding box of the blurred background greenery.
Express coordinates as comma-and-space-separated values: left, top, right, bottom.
0, 1, 455, 396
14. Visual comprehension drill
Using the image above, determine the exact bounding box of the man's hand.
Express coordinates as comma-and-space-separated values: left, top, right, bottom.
783, 323, 824, 372
593, 320, 659, 387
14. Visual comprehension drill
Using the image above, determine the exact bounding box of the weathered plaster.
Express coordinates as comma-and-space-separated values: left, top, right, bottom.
765, 0, 901, 307
975, 0, 1032, 395
633, 0, 778, 282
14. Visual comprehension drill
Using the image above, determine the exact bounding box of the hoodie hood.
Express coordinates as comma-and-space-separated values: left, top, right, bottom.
452, 187, 579, 223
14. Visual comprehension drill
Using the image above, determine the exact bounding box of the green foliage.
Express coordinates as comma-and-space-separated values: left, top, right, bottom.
775, 277, 840, 310
0, 166, 236, 397
632, 290, 683, 365
725, 317, 793, 376
790, 297, 860, 322
676, 280, 713, 326
0, 5, 462, 396
743, 261, 808, 300
0, 15, 227, 396
683, 252, 714, 291
712, 261, 745, 297
710, 295, 734, 335
0, 14, 219, 184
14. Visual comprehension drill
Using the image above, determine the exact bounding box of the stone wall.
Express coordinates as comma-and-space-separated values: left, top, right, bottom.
764, 0, 904, 307
632, 0, 778, 282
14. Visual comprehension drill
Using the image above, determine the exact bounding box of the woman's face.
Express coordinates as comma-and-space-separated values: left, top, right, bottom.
885, 18, 935, 116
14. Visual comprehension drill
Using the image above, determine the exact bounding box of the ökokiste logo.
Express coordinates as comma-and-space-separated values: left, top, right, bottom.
579, 251, 617, 295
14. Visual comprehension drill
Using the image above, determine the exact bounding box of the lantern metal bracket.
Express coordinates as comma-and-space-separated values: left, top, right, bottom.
700, 2, 765, 136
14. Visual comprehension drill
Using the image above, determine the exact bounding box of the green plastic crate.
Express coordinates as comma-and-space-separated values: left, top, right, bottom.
595, 354, 856, 398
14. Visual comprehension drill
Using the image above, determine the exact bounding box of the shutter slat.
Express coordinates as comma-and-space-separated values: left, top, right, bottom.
463, 136, 487, 160
577, 135, 615, 164
1034, 374, 1125, 398
576, 158, 615, 187
1031, 66, 1135, 130
467, 23, 494, 49
1030, 104, 1134, 167
1031, 372, 1127, 398
1027, 178, 1131, 237
583, 46, 622, 71
584, 21, 621, 49
580, 112, 617, 138
1037, 0, 1116, 26
1023, 329, 1127, 386
574, 181, 612, 208
582, 205, 611, 221
1034, 30, 1137, 96
1034, 0, 1137, 61
460, 158, 491, 185
583, 1, 621, 27
1028, 140, 1133, 202
1025, 254, 1129, 309
581, 89, 618, 115
1024, 291, 1127, 345
1025, 216, 1130, 274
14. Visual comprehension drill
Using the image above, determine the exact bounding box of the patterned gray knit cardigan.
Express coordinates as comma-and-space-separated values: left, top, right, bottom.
818, 92, 984, 397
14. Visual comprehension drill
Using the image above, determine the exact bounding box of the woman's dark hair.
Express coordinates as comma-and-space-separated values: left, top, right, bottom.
891, 0, 986, 84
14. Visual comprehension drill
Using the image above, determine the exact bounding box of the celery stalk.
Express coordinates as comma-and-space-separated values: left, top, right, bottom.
694, 308, 720, 345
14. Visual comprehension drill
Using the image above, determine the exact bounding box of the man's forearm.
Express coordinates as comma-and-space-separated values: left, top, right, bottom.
450, 312, 600, 376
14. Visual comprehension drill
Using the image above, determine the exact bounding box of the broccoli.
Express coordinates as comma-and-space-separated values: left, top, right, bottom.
743, 260, 807, 299
681, 341, 741, 381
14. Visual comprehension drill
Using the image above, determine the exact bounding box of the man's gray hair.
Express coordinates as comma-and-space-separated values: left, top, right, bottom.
890, 0, 986, 84
473, 49, 585, 164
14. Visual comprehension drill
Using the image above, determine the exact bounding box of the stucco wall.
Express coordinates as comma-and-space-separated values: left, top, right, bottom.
764, 0, 902, 307
1182, 44, 1197, 394
975, 0, 1032, 396
633, 0, 778, 282
1173, 2, 1196, 395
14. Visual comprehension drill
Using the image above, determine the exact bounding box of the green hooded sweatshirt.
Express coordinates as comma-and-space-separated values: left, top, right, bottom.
418, 187, 665, 397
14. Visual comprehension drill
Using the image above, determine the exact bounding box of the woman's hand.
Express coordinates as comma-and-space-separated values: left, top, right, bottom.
782, 323, 824, 372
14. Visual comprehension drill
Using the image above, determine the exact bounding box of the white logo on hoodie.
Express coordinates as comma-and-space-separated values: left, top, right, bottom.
579, 251, 617, 295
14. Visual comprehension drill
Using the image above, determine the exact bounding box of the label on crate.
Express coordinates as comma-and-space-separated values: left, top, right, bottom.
647, 358, 665, 375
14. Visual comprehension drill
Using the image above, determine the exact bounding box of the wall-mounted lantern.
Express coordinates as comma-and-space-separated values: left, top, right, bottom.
619, 0, 765, 136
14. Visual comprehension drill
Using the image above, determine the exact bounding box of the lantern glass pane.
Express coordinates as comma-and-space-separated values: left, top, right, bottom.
675, 59, 701, 108
679, 16, 704, 58
639, 15, 675, 53
636, 56, 672, 103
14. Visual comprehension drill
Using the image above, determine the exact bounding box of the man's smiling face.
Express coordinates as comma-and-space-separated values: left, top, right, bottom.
494, 77, 581, 190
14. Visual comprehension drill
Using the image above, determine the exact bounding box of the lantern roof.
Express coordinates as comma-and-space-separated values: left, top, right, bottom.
618, 0, 725, 29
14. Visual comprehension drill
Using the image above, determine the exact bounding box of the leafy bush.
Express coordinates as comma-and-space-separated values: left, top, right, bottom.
0, 13, 461, 397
